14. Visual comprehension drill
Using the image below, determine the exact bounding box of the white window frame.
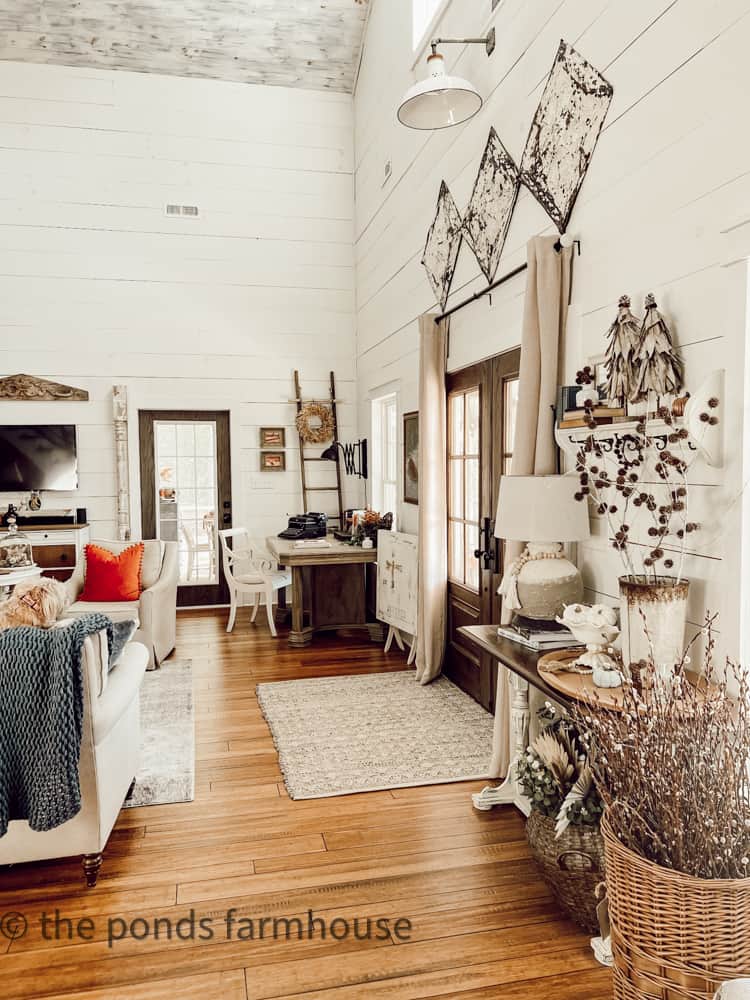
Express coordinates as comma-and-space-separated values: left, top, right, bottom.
371, 392, 399, 521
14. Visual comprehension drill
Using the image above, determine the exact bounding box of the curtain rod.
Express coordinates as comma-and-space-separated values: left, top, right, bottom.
434, 239, 581, 324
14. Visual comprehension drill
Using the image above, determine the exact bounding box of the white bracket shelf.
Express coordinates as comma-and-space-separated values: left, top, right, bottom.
555, 370, 724, 471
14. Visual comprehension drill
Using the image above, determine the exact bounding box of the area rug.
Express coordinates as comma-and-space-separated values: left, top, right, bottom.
256, 671, 494, 799
124, 659, 195, 808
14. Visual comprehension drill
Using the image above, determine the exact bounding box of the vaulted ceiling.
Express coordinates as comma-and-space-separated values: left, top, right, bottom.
0, 0, 369, 93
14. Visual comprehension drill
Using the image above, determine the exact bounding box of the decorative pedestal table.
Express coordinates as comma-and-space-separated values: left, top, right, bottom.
457, 626, 575, 815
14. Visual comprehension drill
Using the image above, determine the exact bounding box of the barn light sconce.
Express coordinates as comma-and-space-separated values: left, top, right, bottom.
397, 29, 495, 130
321, 439, 368, 479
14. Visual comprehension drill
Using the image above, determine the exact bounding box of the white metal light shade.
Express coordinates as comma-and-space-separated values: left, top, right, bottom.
398, 52, 482, 130
494, 475, 591, 543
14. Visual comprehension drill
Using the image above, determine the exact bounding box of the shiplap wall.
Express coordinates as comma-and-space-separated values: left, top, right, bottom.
354, 0, 750, 658
0, 61, 362, 542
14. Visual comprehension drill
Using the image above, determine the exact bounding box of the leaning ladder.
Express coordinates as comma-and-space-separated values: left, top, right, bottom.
293, 370, 344, 530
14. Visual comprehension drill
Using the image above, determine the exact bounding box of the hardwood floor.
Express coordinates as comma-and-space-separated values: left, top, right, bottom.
0, 610, 612, 998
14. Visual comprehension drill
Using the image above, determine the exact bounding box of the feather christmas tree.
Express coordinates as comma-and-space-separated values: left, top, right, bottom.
632, 293, 683, 403
604, 294, 641, 405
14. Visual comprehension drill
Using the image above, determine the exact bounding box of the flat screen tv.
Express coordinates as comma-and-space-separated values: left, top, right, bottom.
0, 425, 78, 491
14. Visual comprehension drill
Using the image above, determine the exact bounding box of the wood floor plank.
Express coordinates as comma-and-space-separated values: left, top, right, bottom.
0, 610, 606, 999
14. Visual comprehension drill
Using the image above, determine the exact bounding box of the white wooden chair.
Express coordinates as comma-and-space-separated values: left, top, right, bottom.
218, 528, 291, 637
181, 521, 215, 581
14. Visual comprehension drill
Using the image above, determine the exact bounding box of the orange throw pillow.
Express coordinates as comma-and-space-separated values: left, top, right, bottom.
80, 543, 144, 602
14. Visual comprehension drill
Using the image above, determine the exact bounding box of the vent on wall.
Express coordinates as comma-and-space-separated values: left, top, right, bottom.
165, 204, 199, 217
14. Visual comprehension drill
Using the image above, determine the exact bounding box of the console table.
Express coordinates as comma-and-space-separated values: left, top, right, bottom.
457, 625, 573, 816
267, 537, 382, 647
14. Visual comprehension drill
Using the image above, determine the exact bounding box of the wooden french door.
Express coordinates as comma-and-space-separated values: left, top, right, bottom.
444, 349, 520, 711
139, 410, 232, 607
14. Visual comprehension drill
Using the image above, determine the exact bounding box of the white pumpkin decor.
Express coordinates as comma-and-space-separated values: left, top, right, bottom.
558, 603, 623, 687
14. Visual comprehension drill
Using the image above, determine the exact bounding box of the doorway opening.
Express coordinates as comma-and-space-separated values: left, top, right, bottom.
139, 410, 232, 606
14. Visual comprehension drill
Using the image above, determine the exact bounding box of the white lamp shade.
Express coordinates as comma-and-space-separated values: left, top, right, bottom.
494, 475, 590, 543
397, 52, 482, 130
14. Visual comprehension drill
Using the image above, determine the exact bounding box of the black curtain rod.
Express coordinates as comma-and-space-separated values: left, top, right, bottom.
434, 239, 581, 324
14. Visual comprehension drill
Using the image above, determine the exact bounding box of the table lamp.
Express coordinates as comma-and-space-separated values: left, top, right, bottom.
495, 475, 590, 622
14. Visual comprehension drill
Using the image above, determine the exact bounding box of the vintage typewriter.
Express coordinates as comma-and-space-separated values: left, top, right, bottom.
277, 512, 328, 540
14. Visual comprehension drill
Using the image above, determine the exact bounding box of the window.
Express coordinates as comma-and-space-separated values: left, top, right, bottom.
502, 375, 519, 474
371, 393, 398, 518
448, 386, 480, 591
413, 0, 445, 51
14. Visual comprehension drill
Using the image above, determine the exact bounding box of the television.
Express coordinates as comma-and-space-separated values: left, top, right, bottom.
0, 425, 78, 491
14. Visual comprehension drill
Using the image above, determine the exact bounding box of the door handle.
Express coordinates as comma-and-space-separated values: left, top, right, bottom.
473, 517, 496, 570
222, 512, 231, 525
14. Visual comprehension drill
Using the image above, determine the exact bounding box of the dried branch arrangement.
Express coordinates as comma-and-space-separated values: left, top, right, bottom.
574, 618, 750, 880
573, 399, 720, 583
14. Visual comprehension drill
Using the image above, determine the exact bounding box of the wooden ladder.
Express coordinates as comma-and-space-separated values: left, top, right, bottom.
293, 370, 344, 530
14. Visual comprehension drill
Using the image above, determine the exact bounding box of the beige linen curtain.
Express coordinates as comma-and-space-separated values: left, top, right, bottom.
489, 235, 573, 776
415, 313, 448, 685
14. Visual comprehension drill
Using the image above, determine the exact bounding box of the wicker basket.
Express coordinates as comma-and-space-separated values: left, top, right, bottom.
525, 808, 604, 933
602, 815, 750, 999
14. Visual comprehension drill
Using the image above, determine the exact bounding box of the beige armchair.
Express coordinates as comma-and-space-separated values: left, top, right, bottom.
65, 539, 178, 669
0, 630, 148, 886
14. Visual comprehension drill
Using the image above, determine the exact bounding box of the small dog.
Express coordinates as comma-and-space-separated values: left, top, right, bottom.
0, 576, 70, 629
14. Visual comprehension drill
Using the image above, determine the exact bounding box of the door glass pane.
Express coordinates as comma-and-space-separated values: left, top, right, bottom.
449, 394, 464, 455
504, 376, 519, 459
465, 523, 479, 591
449, 459, 463, 519
449, 521, 464, 585
465, 388, 479, 455
155, 420, 218, 586
465, 458, 479, 523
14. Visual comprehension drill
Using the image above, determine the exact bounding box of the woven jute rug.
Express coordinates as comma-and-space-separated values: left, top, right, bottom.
124, 659, 195, 808
256, 671, 493, 800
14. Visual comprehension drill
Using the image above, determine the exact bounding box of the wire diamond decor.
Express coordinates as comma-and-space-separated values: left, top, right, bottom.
463, 128, 520, 283
421, 181, 464, 310
519, 39, 614, 233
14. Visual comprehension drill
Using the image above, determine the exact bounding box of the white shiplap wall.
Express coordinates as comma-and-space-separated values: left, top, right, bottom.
0, 61, 363, 541
354, 0, 750, 658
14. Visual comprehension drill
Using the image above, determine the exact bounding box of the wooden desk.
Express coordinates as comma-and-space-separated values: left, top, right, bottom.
267, 537, 381, 647
458, 625, 574, 817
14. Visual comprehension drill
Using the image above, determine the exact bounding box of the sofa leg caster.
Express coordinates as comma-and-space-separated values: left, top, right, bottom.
82, 853, 102, 888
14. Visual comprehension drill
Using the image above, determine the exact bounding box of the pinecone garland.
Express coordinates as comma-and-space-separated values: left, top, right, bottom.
604, 294, 641, 405
631, 293, 683, 402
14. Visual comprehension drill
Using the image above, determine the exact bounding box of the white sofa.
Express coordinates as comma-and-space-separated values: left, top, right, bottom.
65, 539, 178, 669
0, 630, 148, 886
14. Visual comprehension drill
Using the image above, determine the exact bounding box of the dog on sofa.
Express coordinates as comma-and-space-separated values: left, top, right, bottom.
0, 577, 70, 629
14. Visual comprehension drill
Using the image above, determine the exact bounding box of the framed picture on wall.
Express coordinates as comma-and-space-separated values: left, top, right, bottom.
260, 427, 285, 448
403, 411, 419, 505
260, 451, 285, 471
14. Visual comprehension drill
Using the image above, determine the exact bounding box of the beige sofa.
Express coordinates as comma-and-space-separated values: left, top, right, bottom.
0, 629, 148, 886
65, 539, 178, 669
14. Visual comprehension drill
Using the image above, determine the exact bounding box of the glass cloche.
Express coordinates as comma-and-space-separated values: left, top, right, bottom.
0, 507, 34, 570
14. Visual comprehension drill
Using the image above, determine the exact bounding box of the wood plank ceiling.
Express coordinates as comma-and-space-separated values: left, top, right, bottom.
0, 0, 369, 93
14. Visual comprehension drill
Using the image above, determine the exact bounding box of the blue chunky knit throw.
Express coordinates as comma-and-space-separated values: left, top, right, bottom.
0, 614, 115, 837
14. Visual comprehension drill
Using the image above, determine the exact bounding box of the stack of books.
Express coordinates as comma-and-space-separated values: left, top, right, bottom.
558, 405, 627, 429
496, 622, 582, 652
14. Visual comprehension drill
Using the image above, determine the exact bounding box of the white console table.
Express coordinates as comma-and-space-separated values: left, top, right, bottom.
0, 523, 89, 583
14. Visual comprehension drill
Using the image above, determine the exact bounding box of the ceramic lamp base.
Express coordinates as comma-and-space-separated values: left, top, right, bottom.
515, 542, 583, 621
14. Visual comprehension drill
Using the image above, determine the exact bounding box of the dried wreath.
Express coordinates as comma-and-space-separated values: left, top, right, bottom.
295, 402, 334, 444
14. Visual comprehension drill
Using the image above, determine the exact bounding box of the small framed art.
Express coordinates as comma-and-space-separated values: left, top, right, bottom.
260, 427, 285, 448
260, 451, 285, 471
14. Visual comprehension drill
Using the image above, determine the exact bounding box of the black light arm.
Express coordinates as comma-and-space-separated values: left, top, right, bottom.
321, 439, 368, 480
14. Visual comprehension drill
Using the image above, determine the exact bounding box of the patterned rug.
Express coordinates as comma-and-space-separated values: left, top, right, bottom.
124, 659, 195, 808
256, 671, 494, 799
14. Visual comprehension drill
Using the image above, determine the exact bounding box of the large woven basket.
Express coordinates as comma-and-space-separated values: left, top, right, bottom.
526, 808, 604, 933
602, 815, 750, 999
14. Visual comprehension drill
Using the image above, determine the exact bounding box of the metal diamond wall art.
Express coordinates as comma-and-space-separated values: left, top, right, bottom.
422, 180, 464, 310
463, 128, 520, 283
519, 40, 614, 233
